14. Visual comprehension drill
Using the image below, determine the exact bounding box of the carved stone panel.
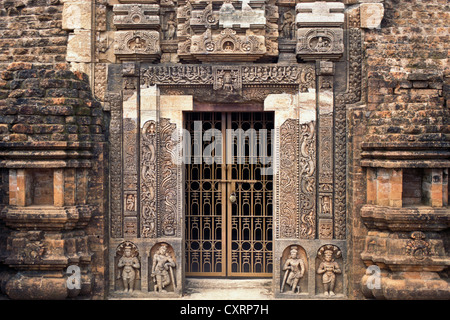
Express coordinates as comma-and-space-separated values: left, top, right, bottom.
315, 244, 343, 296
176, 0, 278, 62
277, 119, 300, 239
299, 122, 316, 239
191, 29, 266, 62
107, 93, 123, 238
113, 4, 160, 29
141, 120, 158, 238
280, 245, 308, 295
159, 118, 178, 237
296, 28, 344, 60
295, 2, 344, 61
213, 66, 242, 93
115, 241, 141, 293
149, 243, 177, 293
114, 30, 161, 62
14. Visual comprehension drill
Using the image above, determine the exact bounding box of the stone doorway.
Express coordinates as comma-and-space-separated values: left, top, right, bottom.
184, 111, 274, 278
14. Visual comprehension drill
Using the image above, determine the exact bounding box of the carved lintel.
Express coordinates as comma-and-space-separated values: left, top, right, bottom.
140, 64, 315, 89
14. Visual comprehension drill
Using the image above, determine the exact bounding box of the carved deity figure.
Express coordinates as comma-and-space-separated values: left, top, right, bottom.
281, 246, 305, 293
164, 13, 176, 40
126, 194, 135, 211
151, 244, 176, 293
314, 37, 331, 52
281, 11, 295, 40
222, 71, 234, 92
117, 245, 140, 293
321, 196, 331, 215
317, 247, 341, 296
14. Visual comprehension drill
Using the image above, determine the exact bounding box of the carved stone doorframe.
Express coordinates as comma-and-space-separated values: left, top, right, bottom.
105, 4, 365, 294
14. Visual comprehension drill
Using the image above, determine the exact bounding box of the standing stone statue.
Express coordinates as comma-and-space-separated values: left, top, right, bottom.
117, 244, 140, 293
317, 246, 341, 296
281, 246, 305, 293
164, 13, 176, 40
151, 244, 176, 293
280, 11, 295, 40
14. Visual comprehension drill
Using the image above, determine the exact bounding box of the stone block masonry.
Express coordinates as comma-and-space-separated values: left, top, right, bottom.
0, 0, 68, 71
0, 62, 107, 299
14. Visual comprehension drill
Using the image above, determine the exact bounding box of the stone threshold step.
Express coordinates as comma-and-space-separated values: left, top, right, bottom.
185, 278, 272, 290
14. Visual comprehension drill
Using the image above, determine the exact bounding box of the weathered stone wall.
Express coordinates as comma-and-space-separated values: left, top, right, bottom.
364, 0, 449, 144
0, 62, 107, 299
348, 0, 449, 299
0, 0, 68, 71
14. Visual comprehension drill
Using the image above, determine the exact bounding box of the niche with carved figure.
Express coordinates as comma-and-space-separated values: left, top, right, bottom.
279, 245, 308, 294
115, 241, 141, 293
315, 244, 343, 297
148, 242, 177, 293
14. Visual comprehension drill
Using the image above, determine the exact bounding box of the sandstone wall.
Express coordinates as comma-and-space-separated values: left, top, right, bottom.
0, 0, 107, 300
0, 0, 68, 70
348, 0, 449, 299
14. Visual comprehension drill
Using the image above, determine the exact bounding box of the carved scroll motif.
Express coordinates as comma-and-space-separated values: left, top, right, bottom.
141, 121, 158, 238
278, 119, 300, 239
299, 122, 316, 239
159, 118, 178, 237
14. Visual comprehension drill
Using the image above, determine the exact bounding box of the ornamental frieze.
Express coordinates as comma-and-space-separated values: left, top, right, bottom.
140, 64, 315, 89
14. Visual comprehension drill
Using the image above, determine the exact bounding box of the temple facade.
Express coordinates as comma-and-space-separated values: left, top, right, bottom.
0, 0, 448, 299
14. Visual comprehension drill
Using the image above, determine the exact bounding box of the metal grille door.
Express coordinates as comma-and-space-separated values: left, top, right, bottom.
185, 112, 273, 277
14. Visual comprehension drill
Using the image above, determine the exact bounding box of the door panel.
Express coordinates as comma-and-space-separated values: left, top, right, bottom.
185, 112, 273, 277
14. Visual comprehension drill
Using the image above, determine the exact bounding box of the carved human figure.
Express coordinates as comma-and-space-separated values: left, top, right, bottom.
126, 194, 135, 211
130, 37, 144, 50
321, 196, 331, 214
117, 245, 140, 293
165, 13, 176, 40
151, 244, 176, 293
281, 246, 305, 293
222, 71, 234, 92
281, 11, 294, 39
223, 41, 234, 51
314, 37, 331, 51
317, 248, 341, 296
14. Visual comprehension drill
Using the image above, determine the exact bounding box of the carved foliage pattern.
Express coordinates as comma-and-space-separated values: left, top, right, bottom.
159, 118, 178, 237
299, 122, 316, 239
278, 119, 300, 239
141, 121, 158, 238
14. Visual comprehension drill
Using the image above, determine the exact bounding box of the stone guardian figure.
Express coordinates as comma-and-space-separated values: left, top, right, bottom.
281, 246, 305, 293
317, 246, 342, 296
151, 244, 176, 293
117, 244, 140, 293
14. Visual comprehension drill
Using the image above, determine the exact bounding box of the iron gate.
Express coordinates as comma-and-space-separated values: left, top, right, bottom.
185, 112, 274, 277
